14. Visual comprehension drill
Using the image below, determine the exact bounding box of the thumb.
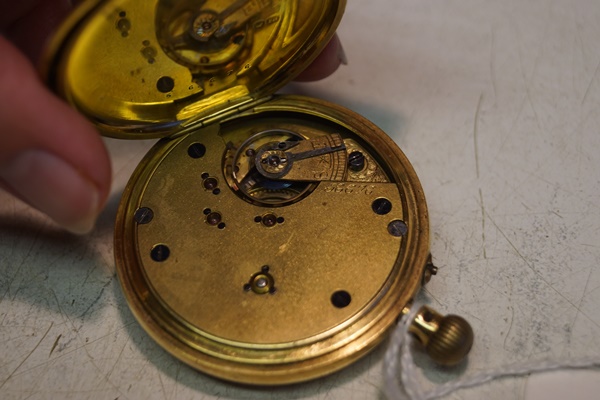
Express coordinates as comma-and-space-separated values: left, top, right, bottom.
0, 36, 111, 234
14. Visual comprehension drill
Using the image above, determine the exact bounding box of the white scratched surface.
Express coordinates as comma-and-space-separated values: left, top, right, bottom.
1, 0, 600, 399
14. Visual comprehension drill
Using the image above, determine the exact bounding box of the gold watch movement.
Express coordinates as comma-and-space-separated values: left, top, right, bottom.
43, 0, 474, 385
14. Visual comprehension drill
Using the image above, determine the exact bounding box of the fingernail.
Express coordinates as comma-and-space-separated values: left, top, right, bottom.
0, 150, 100, 234
338, 41, 348, 65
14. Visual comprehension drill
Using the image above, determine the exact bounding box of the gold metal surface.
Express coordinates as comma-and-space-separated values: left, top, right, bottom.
44, 0, 473, 386
115, 96, 431, 384
43, 0, 345, 138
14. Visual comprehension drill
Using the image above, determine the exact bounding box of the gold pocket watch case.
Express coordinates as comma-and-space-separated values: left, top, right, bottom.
43, 0, 473, 385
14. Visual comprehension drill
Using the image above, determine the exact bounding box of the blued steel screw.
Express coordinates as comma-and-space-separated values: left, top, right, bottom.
206, 212, 222, 226
262, 214, 277, 227
372, 198, 393, 215
388, 220, 408, 237
134, 207, 154, 224
348, 151, 366, 171
203, 177, 218, 190
151, 245, 170, 262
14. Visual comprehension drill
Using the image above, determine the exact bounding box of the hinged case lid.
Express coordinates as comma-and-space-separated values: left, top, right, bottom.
42, 0, 345, 139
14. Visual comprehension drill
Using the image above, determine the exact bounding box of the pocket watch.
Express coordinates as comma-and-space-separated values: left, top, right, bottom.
43, 0, 474, 385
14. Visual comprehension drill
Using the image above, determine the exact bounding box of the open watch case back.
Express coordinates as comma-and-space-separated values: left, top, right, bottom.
42, 0, 473, 385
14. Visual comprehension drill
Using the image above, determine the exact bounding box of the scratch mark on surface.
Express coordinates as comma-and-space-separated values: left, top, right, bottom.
521, 378, 531, 400
503, 306, 515, 350
81, 340, 129, 399
515, 23, 544, 134
486, 212, 600, 329
157, 371, 168, 400
105, 338, 128, 383
525, 87, 543, 133
173, 363, 181, 400
49, 334, 62, 357
48, 289, 130, 399
571, 266, 594, 331
15, 320, 137, 378
463, 311, 484, 326
473, 93, 484, 179
580, 243, 600, 249
422, 287, 445, 307
478, 189, 487, 259
133, 355, 152, 383
0, 322, 53, 390
468, 272, 512, 302
78, 278, 113, 319
550, 210, 563, 218
278, 232, 295, 255
0, 226, 42, 305
582, 58, 600, 106
473, 94, 487, 259
82, 262, 97, 287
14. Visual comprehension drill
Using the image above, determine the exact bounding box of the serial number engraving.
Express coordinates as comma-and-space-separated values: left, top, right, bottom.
254, 15, 281, 29
324, 183, 375, 195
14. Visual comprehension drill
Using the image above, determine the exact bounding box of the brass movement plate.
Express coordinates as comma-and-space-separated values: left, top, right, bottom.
115, 96, 430, 384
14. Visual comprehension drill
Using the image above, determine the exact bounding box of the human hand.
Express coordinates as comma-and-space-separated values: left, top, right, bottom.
0, 0, 346, 234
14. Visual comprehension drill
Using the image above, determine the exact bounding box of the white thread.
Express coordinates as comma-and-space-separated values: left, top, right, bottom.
383, 304, 600, 400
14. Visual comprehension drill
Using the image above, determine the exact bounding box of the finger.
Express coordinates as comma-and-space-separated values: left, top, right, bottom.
0, 0, 41, 28
0, 37, 111, 234
295, 34, 347, 82
2, 0, 72, 63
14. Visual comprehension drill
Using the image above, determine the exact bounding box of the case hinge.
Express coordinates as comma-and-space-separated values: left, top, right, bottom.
171, 96, 274, 139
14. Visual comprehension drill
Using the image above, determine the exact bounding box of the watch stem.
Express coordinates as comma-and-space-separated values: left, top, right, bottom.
409, 305, 474, 366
